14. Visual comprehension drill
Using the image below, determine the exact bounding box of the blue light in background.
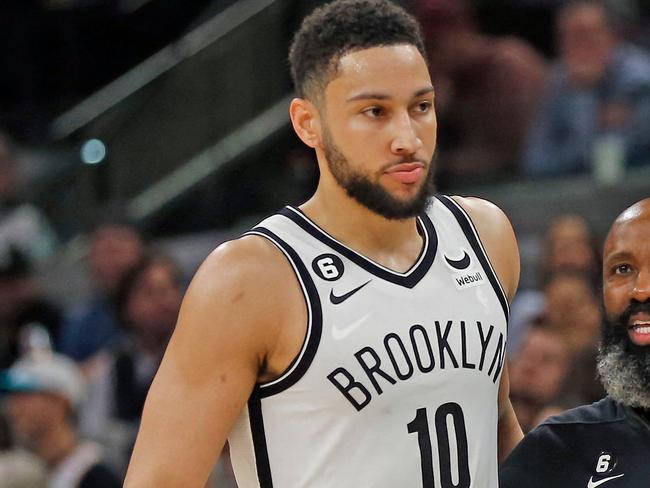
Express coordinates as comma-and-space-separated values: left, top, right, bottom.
80, 139, 107, 165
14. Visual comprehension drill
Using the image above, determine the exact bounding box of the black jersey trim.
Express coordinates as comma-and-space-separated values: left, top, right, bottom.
278, 206, 437, 289
244, 228, 323, 397
436, 195, 510, 322
248, 392, 273, 487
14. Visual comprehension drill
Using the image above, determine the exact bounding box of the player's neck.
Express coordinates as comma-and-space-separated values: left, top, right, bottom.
300, 189, 425, 273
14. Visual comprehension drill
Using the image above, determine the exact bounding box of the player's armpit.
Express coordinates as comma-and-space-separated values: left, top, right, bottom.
123, 235, 303, 488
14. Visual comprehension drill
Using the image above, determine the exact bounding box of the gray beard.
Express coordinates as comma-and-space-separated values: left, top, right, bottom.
597, 341, 650, 409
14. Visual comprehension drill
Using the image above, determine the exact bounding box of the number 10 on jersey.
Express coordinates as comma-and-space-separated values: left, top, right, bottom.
407, 403, 471, 488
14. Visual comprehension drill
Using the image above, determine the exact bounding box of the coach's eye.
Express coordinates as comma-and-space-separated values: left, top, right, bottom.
613, 263, 632, 275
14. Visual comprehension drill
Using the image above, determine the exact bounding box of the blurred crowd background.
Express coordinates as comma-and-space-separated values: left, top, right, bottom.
0, 0, 649, 486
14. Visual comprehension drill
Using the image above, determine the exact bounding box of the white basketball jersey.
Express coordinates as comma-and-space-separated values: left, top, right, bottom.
228, 195, 509, 488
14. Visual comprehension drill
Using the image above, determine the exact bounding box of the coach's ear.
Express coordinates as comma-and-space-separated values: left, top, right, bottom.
289, 98, 322, 149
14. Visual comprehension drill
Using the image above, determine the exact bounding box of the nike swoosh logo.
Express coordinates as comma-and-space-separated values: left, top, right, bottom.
587, 474, 625, 488
445, 251, 471, 270
330, 280, 371, 305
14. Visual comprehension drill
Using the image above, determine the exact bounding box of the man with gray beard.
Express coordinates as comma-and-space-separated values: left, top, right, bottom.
501, 198, 650, 488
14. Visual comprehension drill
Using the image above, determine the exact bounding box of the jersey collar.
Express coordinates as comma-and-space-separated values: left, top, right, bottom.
279, 206, 437, 289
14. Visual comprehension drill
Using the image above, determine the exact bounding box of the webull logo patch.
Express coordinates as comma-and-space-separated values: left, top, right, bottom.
453, 270, 485, 290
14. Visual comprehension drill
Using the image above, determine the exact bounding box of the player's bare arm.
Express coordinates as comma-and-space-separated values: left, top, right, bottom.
123, 235, 306, 487
452, 196, 524, 460
495, 361, 522, 462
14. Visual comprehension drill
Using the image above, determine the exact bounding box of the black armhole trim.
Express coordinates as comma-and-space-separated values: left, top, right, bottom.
278, 206, 437, 289
248, 391, 273, 488
244, 228, 323, 398
436, 195, 510, 322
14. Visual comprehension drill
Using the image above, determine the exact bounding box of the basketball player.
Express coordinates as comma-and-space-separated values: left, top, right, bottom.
500, 198, 650, 487
124, 1, 523, 486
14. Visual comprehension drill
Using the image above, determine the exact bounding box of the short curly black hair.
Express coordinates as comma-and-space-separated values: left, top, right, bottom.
289, 0, 426, 101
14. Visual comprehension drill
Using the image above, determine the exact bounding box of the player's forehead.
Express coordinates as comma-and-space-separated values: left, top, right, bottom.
327, 44, 432, 99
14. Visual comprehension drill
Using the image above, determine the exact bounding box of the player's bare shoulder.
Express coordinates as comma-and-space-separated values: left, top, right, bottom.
450, 196, 509, 231
450, 196, 520, 300
194, 233, 298, 301
179, 233, 307, 382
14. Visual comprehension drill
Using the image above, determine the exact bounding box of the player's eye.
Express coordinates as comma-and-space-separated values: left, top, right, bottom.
363, 106, 385, 118
413, 101, 432, 113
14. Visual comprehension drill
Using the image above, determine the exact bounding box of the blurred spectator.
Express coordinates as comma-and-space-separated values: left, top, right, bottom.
58, 218, 144, 362
544, 272, 602, 353
0, 247, 62, 368
509, 325, 571, 432
416, 0, 546, 186
0, 351, 120, 487
561, 344, 606, 406
80, 253, 183, 474
0, 134, 56, 264
508, 213, 600, 354
0, 379, 48, 488
110, 253, 181, 423
508, 217, 604, 427
523, 0, 650, 177
539, 213, 600, 287
475, 0, 641, 55
544, 270, 606, 403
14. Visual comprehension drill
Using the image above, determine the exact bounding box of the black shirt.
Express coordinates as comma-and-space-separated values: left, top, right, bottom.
501, 397, 650, 487
79, 464, 122, 488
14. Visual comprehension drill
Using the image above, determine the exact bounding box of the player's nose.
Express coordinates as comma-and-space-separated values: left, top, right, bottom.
390, 112, 422, 155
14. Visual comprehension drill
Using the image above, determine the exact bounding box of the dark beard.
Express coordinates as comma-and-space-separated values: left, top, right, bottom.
597, 301, 650, 408
322, 127, 436, 220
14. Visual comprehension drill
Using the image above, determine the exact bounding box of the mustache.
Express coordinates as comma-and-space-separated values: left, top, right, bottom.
618, 300, 650, 326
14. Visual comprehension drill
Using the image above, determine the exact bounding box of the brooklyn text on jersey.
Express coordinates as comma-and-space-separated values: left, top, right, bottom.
228, 196, 509, 488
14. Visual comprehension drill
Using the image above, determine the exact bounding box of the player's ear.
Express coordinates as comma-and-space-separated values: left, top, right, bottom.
289, 98, 322, 149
